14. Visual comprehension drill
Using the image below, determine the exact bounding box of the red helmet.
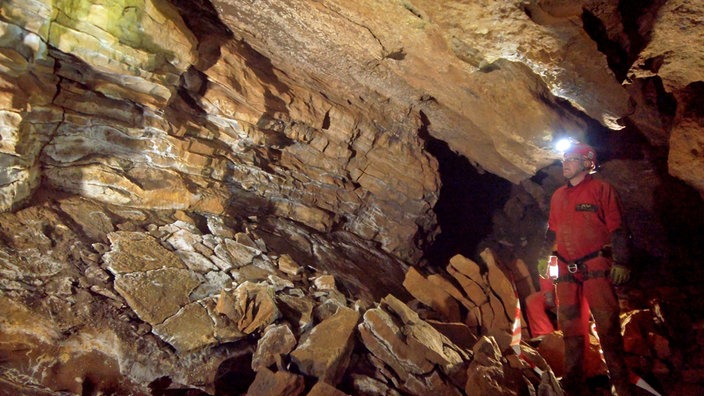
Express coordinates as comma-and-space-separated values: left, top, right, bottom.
564, 142, 598, 171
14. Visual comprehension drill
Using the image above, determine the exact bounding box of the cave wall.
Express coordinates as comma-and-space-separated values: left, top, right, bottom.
2, 0, 701, 266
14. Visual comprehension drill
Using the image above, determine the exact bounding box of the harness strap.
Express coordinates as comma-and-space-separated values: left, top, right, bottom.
555, 269, 610, 283
553, 249, 604, 266
553, 248, 610, 284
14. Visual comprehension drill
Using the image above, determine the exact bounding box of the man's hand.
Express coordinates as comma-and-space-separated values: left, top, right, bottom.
610, 264, 631, 285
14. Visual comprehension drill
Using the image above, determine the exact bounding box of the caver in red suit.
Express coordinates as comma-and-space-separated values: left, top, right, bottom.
525, 274, 556, 338
526, 264, 592, 340
548, 142, 633, 396
526, 274, 594, 342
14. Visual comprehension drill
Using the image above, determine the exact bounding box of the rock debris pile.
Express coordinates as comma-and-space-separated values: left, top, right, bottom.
1, 193, 700, 395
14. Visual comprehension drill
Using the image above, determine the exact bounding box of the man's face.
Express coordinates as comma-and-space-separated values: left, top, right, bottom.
562, 154, 587, 180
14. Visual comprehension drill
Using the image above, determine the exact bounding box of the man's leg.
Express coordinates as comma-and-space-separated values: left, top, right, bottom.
556, 281, 588, 395
526, 291, 555, 338
585, 278, 633, 396
562, 334, 586, 395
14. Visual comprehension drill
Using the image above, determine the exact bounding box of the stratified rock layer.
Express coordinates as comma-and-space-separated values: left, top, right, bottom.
2, 0, 702, 265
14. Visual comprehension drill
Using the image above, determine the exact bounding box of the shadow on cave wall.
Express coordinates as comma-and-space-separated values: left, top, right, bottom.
419, 126, 512, 268
588, 106, 704, 287
581, 0, 667, 83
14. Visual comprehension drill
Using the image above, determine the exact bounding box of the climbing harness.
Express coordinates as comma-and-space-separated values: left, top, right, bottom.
553, 248, 611, 283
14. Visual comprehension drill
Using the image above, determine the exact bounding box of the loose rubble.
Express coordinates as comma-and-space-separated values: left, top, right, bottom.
0, 194, 702, 395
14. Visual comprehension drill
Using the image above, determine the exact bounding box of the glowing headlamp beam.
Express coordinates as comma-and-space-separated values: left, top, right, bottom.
555, 138, 573, 153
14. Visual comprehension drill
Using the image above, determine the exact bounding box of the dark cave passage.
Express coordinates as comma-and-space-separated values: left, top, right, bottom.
420, 130, 512, 268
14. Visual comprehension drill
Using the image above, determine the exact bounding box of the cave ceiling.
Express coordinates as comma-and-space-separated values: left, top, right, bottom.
1, 0, 702, 265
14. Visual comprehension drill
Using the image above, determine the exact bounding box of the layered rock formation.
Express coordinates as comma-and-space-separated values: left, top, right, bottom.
1, 0, 703, 394
2, 0, 702, 263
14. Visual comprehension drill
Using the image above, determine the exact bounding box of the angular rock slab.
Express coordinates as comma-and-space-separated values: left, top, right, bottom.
152, 297, 245, 353
216, 281, 280, 335
112, 267, 201, 324
447, 251, 517, 350
358, 294, 469, 395
252, 324, 297, 372
465, 336, 506, 395
103, 231, 246, 352
290, 306, 359, 385
403, 266, 462, 322
104, 231, 198, 325
104, 231, 186, 274
246, 367, 305, 396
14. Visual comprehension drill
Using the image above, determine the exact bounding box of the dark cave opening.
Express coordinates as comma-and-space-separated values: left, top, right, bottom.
418, 117, 512, 268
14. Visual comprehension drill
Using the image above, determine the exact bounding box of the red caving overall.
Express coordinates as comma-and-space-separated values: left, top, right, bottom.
548, 174, 632, 395
549, 173, 622, 336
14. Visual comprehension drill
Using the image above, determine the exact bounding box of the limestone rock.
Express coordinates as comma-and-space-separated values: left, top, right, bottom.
465, 336, 507, 396
0, 191, 688, 395
448, 254, 488, 307
480, 248, 518, 349
427, 272, 480, 318
0, 0, 703, 263
626, 0, 704, 193
191, 271, 234, 300
175, 250, 221, 273
246, 367, 305, 396
216, 281, 280, 335
347, 374, 402, 396
669, 106, 704, 192
206, 215, 236, 239
307, 381, 350, 396
628, 0, 704, 93
426, 320, 479, 351
509, 258, 536, 300
312, 274, 337, 291
252, 324, 297, 372
276, 294, 315, 332
277, 253, 302, 277
290, 306, 359, 385
358, 294, 469, 395
152, 297, 244, 353
402, 250, 521, 352
112, 268, 200, 325
103, 229, 260, 352
403, 266, 462, 322
232, 264, 273, 283
58, 197, 115, 243
215, 238, 261, 269
104, 231, 186, 274
0, 0, 703, 393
